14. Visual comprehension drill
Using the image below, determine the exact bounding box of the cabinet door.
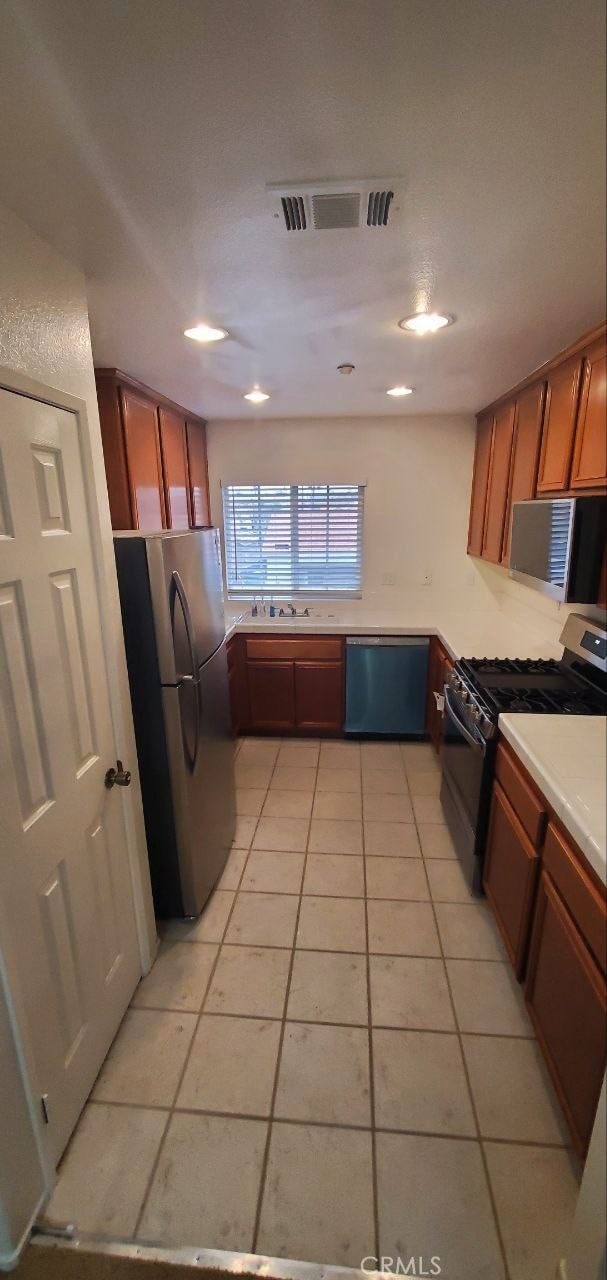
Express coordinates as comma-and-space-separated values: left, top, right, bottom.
120, 388, 166, 530
467, 413, 494, 555
159, 407, 190, 529
425, 638, 441, 751
501, 382, 545, 565
570, 337, 607, 490
186, 420, 211, 527
227, 637, 248, 735
247, 660, 295, 731
526, 871, 607, 1156
483, 781, 540, 978
481, 400, 516, 563
294, 661, 343, 733
536, 356, 583, 493
425, 640, 452, 754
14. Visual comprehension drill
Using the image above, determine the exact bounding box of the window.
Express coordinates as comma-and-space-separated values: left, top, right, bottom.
222, 484, 364, 596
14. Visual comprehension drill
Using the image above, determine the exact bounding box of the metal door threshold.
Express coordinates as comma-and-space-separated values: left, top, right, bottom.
27, 1230, 376, 1280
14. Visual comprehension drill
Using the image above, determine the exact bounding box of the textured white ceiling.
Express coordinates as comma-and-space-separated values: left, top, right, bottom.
0, 0, 605, 419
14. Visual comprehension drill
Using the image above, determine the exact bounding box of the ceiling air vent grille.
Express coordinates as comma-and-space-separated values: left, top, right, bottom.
268, 178, 402, 232
367, 190, 394, 226
281, 195, 307, 231
311, 192, 361, 230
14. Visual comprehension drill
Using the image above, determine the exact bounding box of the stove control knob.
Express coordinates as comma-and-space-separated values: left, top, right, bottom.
461, 687, 470, 703
471, 705, 481, 722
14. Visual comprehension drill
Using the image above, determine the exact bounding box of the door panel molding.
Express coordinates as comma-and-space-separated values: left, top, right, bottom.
0, 579, 54, 827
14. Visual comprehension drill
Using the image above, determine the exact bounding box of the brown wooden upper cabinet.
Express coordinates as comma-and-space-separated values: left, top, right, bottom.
536, 354, 583, 493
158, 406, 190, 530
481, 400, 516, 563
469, 323, 607, 573
119, 386, 166, 531
467, 412, 493, 556
186, 419, 211, 527
95, 368, 210, 532
570, 336, 607, 490
501, 381, 545, 565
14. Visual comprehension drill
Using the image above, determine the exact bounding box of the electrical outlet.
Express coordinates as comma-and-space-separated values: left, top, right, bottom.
382, 572, 397, 587
421, 572, 432, 586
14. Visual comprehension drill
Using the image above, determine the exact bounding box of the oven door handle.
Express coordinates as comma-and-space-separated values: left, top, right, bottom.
444, 687, 486, 752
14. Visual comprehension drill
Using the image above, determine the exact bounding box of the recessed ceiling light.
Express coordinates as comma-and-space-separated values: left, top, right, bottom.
398, 312, 454, 335
244, 387, 270, 403
184, 324, 228, 343
386, 385, 414, 397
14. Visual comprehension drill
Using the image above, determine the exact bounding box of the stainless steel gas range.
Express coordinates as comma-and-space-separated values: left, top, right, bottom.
439, 613, 607, 894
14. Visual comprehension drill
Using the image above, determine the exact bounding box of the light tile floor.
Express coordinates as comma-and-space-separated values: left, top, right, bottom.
47, 736, 581, 1280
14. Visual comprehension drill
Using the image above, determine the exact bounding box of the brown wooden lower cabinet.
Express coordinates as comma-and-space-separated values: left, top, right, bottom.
294, 661, 344, 732
425, 636, 453, 753
227, 633, 345, 736
525, 869, 607, 1157
226, 635, 247, 736
483, 780, 541, 978
484, 742, 607, 1156
247, 659, 295, 731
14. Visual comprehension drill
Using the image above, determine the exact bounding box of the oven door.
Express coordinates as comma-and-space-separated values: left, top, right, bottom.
440, 685, 493, 893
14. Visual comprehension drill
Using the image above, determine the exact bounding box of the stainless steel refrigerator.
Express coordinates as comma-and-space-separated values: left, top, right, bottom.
114, 529, 236, 918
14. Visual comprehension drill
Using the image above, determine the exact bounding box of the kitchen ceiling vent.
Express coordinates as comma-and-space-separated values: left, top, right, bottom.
268, 179, 401, 232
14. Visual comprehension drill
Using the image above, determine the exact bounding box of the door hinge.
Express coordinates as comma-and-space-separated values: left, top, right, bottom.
40, 1093, 49, 1125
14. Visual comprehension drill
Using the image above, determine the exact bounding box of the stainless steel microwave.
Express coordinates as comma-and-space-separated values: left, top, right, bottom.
509, 496, 606, 602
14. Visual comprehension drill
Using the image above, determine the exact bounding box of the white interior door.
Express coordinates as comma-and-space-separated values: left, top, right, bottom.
0, 387, 141, 1166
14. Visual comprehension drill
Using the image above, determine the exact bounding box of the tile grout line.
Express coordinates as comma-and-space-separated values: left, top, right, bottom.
85, 1095, 574, 1151
124, 1001, 541, 1040
132, 738, 274, 1242
361, 743, 381, 1263
250, 738, 320, 1254
414, 789, 513, 1280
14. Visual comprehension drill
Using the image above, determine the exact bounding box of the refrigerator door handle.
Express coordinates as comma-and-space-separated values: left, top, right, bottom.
179, 676, 200, 772
171, 570, 198, 681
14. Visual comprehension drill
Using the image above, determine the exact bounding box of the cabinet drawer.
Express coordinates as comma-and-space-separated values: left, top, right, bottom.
495, 741, 547, 846
245, 636, 343, 661
543, 822, 607, 974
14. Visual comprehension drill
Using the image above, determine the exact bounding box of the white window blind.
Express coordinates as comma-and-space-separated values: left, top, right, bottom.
222, 484, 364, 596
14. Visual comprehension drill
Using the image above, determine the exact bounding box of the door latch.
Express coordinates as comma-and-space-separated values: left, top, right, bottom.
40, 1094, 49, 1125
104, 760, 132, 789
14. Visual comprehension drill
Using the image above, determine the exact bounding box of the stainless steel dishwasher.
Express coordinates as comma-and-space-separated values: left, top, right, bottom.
344, 636, 430, 736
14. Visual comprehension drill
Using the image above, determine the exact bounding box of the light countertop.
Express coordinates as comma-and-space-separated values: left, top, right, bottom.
225, 605, 562, 663
499, 714, 607, 886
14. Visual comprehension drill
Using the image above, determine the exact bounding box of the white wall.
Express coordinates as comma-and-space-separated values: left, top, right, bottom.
207, 414, 604, 647
0, 203, 155, 1266
207, 413, 498, 612
476, 560, 605, 649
